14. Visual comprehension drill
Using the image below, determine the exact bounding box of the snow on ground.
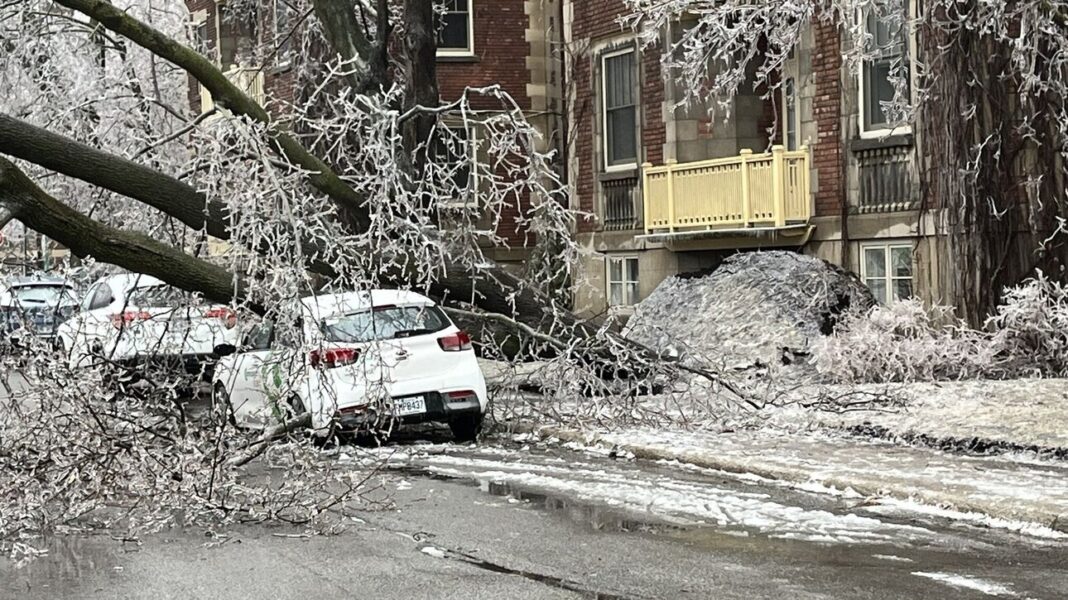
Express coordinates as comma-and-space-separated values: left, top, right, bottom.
766, 378, 1068, 450
912, 572, 1018, 597
524, 427, 1068, 538
400, 453, 940, 546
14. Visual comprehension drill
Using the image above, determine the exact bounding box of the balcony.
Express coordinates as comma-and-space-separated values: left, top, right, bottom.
199, 67, 266, 113
641, 146, 812, 245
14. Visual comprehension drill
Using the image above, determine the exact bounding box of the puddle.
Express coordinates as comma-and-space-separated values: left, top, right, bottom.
480, 480, 683, 535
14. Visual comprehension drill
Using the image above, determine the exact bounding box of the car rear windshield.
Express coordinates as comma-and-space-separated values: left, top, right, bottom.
11, 285, 73, 306
321, 305, 450, 343
127, 285, 189, 307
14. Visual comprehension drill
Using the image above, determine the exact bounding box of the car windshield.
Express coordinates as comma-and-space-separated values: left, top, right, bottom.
10, 285, 74, 306
127, 285, 189, 307
321, 305, 449, 343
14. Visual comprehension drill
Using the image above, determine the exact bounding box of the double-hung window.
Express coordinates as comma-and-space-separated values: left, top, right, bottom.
607, 256, 639, 307
862, 243, 913, 304
437, 0, 473, 56
274, 0, 293, 61
602, 48, 638, 169
860, 3, 909, 135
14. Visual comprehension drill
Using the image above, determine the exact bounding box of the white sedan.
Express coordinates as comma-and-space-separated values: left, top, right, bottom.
211, 290, 488, 441
55, 273, 238, 377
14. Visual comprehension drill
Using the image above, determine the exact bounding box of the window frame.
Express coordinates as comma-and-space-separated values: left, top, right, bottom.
782, 76, 800, 151
273, 0, 294, 65
434, 124, 479, 208
606, 255, 640, 307
858, 2, 912, 138
600, 46, 640, 172
436, 0, 475, 58
860, 242, 914, 305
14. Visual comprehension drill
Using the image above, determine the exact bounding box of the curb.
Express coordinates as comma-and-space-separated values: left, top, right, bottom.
508, 423, 1068, 535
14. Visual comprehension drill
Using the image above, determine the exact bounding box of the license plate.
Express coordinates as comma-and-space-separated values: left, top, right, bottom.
393, 396, 426, 417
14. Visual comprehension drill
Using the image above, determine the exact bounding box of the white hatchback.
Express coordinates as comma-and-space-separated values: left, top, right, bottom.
211, 290, 489, 441
55, 273, 239, 377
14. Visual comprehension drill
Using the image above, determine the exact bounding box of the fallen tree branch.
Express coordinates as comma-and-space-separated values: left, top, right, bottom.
226, 412, 312, 468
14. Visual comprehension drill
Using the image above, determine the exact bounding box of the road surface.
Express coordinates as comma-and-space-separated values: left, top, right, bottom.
3, 433, 1066, 599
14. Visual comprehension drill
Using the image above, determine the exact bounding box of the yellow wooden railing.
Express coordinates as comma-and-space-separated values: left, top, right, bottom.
642, 145, 811, 234
200, 67, 266, 113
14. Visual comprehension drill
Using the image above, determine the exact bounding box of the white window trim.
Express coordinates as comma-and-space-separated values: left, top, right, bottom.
860, 242, 914, 304
601, 46, 639, 173
436, 0, 475, 58
606, 255, 640, 307
857, 3, 914, 139
439, 124, 479, 210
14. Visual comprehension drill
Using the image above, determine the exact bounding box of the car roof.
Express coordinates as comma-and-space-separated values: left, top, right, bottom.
95, 273, 165, 294
301, 289, 436, 318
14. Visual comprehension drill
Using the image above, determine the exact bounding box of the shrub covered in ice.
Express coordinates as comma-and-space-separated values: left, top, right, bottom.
814, 272, 1068, 382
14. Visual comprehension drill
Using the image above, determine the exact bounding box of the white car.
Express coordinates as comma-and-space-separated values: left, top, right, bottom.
211, 290, 488, 441
55, 273, 238, 377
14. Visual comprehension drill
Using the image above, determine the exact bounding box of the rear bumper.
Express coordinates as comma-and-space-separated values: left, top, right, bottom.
335, 392, 482, 431
116, 353, 218, 380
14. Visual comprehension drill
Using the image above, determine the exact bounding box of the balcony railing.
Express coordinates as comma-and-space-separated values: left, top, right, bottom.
200, 67, 266, 113
642, 146, 811, 235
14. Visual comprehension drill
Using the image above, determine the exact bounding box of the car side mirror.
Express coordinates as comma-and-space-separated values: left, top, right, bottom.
213, 343, 237, 357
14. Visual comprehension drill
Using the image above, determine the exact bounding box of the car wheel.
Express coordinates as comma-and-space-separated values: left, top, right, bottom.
212, 384, 237, 427
449, 414, 483, 443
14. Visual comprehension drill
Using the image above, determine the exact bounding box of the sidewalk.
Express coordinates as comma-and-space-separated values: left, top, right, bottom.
521, 425, 1068, 535
768, 379, 1068, 453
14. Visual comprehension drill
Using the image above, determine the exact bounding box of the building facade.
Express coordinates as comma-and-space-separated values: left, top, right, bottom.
564, 0, 939, 318
183, 0, 565, 269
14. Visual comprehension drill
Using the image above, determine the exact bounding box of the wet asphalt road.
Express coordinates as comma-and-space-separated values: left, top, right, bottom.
3, 431, 1067, 600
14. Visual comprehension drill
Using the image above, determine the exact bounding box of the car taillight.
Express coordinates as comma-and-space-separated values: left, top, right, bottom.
438, 331, 472, 352
111, 311, 151, 329
204, 307, 237, 329
310, 348, 360, 369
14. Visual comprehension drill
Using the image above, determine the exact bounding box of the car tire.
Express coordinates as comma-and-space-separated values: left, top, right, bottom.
449, 414, 483, 443
212, 384, 238, 427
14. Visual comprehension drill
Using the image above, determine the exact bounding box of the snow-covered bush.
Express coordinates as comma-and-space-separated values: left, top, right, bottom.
986, 273, 1068, 378
812, 300, 989, 382
814, 273, 1068, 383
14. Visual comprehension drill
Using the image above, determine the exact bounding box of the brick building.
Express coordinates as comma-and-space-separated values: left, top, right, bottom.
184, 1, 936, 316
564, 0, 934, 317
184, 0, 565, 269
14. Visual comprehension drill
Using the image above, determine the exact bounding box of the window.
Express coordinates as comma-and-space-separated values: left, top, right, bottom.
88, 284, 114, 311
862, 244, 913, 304
607, 256, 639, 307
433, 126, 476, 199
860, 3, 909, 134
190, 11, 211, 57
274, 0, 293, 60
783, 77, 799, 151
321, 306, 450, 343
602, 48, 638, 169
243, 321, 274, 350
437, 0, 473, 56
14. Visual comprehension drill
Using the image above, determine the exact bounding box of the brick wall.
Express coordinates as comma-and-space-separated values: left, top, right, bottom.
812, 16, 843, 217
571, 0, 665, 234
182, 1, 548, 250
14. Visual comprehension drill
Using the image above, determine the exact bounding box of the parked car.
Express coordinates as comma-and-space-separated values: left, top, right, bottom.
0, 275, 79, 346
212, 290, 488, 441
55, 273, 238, 378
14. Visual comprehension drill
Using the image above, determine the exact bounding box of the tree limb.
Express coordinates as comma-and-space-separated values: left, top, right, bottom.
0, 157, 256, 310
53, 0, 372, 231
